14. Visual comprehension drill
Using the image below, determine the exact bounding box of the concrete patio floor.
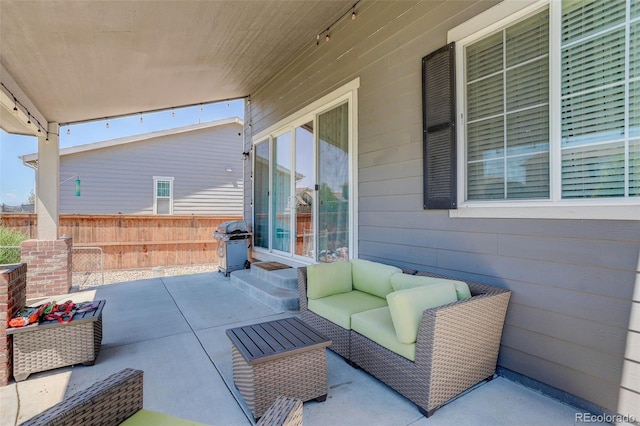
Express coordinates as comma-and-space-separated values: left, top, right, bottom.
1, 271, 602, 425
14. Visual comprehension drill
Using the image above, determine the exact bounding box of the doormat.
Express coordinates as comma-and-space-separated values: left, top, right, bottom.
253, 262, 293, 271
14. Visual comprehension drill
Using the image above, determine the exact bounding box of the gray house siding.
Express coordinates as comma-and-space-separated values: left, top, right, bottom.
60, 122, 243, 215
245, 0, 640, 417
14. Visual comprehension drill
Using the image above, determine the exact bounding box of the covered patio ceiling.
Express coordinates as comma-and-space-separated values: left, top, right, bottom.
0, 0, 354, 133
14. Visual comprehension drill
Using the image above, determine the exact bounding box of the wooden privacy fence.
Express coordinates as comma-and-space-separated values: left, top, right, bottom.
1, 214, 244, 270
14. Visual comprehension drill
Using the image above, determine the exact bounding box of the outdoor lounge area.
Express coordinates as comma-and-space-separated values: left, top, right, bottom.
1, 271, 599, 426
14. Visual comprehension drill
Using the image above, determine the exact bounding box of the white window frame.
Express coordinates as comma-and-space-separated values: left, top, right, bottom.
448, 0, 640, 220
252, 78, 360, 262
153, 176, 174, 215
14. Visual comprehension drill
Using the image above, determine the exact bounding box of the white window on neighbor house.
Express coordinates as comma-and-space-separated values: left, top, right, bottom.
449, 0, 639, 219
153, 176, 174, 215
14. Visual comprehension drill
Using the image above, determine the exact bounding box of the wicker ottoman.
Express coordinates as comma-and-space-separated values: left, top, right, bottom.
8, 300, 106, 381
226, 317, 331, 420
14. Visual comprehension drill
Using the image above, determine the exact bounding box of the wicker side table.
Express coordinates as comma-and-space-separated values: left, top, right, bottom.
7, 300, 106, 381
226, 317, 331, 420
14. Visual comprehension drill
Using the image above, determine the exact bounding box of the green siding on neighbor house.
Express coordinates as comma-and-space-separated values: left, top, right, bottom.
243, 0, 640, 418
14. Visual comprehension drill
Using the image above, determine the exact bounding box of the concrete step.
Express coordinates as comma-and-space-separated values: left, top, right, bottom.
249, 264, 299, 290
230, 269, 299, 311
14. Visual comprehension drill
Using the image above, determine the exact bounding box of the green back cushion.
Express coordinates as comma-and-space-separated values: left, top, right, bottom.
351, 259, 402, 299
308, 290, 388, 329
386, 283, 458, 344
306, 261, 353, 299
390, 273, 472, 301
351, 307, 416, 361
120, 409, 207, 426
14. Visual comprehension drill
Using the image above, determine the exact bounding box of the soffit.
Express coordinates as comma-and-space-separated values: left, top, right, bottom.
0, 0, 352, 125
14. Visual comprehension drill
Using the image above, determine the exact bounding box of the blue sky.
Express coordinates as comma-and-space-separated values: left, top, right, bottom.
0, 100, 244, 205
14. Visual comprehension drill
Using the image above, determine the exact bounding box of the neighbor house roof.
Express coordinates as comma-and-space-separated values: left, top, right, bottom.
21, 117, 243, 169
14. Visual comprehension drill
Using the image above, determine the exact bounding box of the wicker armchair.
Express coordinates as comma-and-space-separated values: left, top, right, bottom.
20, 368, 143, 426
20, 368, 302, 426
298, 266, 511, 417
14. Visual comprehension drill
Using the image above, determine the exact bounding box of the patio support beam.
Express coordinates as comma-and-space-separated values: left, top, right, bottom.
0, 63, 47, 135
36, 122, 59, 239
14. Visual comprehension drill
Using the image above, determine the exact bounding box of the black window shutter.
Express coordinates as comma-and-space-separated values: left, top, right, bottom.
422, 42, 456, 209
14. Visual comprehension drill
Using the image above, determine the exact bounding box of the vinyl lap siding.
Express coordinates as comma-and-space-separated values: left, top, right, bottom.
246, 0, 640, 417
60, 123, 243, 215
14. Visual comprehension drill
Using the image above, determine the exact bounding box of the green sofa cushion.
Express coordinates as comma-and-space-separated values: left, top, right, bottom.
307, 261, 353, 299
351, 307, 416, 361
386, 283, 458, 344
308, 290, 388, 329
390, 273, 472, 301
121, 409, 207, 426
351, 259, 402, 299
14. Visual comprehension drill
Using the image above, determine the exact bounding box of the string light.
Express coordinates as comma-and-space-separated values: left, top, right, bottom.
1, 82, 49, 135
316, 1, 361, 45
3, 80, 239, 135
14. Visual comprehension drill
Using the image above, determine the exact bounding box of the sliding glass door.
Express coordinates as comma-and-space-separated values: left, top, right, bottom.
272, 132, 292, 253
295, 122, 315, 258
253, 141, 270, 249
252, 100, 352, 263
318, 104, 349, 262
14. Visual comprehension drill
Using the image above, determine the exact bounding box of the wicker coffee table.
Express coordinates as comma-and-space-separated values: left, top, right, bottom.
226, 317, 331, 420
7, 300, 105, 381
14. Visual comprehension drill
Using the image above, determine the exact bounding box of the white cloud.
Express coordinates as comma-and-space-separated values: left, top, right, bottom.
5, 192, 17, 200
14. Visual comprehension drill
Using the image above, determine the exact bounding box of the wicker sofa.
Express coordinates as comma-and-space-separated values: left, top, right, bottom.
20, 368, 302, 426
298, 261, 511, 417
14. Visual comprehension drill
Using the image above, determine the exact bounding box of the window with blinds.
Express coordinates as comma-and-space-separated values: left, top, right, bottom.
459, 0, 639, 204
465, 10, 550, 200
561, 0, 638, 198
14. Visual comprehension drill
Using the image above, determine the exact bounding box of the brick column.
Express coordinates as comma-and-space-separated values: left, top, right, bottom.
0, 263, 27, 386
20, 237, 72, 299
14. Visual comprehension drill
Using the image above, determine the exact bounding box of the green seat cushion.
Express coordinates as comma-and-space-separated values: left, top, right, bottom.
386, 283, 458, 344
351, 259, 402, 299
351, 307, 416, 361
390, 273, 472, 301
308, 290, 388, 329
307, 261, 353, 299
120, 409, 207, 426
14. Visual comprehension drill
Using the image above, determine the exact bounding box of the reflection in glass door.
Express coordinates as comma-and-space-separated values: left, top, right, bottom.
318, 103, 349, 262
272, 132, 292, 253
295, 122, 314, 258
253, 142, 270, 249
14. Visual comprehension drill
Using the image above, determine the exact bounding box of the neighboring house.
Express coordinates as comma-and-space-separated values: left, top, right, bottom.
22, 118, 243, 215
245, 0, 639, 420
